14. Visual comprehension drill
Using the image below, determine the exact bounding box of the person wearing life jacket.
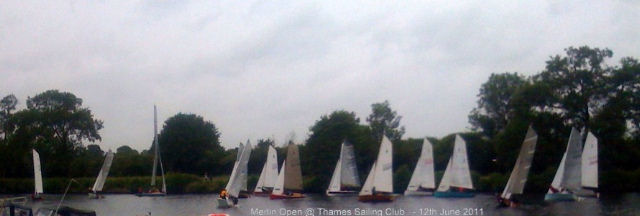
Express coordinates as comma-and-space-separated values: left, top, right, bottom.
219, 189, 228, 199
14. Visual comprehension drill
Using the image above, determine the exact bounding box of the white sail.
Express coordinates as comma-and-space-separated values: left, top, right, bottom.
225, 142, 252, 197
92, 150, 115, 192
406, 138, 435, 192
358, 161, 376, 196
436, 158, 453, 192
340, 141, 360, 188
373, 136, 393, 193
254, 162, 268, 192
450, 135, 473, 189
581, 132, 598, 189
358, 136, 393, 195
264, 145, 279, 188
240, 141, 251, 191
272, 161, 286, 195
327, 157, 342, 192
561, 128, 583, 192
501, 127, 538, 199
151, 106, 158, 187
548, 151, 566, 194
32, 149, 43, 194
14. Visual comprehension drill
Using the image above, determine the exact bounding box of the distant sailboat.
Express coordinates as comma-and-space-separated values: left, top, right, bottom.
358, 135, 394, 202
217, 141, 252, 208
32, 149, 43, 200
137, 105, 167, 197
405, 138, 435, 196
254, 145, 279, 195
498, 126, 538, 207
327, 140, 361, 196
434, 135, 474, 198
270, 142, 305, 199
89, 150, 115, 199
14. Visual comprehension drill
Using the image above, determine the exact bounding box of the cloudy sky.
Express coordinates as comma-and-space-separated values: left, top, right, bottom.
1, 1, 639, 151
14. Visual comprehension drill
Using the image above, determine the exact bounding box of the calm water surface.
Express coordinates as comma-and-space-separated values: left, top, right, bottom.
6, 193, 640, 216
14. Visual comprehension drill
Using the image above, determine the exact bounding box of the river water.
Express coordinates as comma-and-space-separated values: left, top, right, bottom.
5, 193, 640, 216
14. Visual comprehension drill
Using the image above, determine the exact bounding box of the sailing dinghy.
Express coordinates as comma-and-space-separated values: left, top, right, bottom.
326, 140, 361, 196
217, 142, 252, 208
434, 135, 475, 198
498, 126, 538, 207
89, 150, 115, 199
235, 141, 252, 198
545, 128, 599, 201
32, 149, 44, 200
254, 145, 279, 195
358, 135, 394, 202
404, 138, 435, 196
577, 132, 599, 198
137, 105, 167, 197
270, 142, 305, 199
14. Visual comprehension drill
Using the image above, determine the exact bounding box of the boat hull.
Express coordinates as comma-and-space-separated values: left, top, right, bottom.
216, 198, 234, 209
87, 193, 103, 199
544, 193, 576, 202
326, 190, 359, 196
434, 191, 475, 198
135, 192, 166, 197
269, 193, 305, 199
357, 194, 395, 202
404, 190, 434, 196
238, 191, 251, 198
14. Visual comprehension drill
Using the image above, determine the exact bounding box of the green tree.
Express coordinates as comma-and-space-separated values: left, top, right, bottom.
538, 46, 613, 132
469, 72, 526, 138
157, 113, 224, 175
367, 100, 405, 142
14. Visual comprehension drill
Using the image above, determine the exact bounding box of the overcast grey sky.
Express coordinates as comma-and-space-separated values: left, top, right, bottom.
1, 1, 639, 151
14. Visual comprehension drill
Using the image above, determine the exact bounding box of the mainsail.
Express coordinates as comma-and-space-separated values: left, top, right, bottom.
359, 136, 393, 195
283, 142, 303, 192
225, 142, 252, 197
255, 145, 279, 192
150, 105, 166, 193
328, 141, 361, 192
548, 128, 582, 194
501, 127, 538, 199
240, 141, 250, 192
272, 161, 286, 195
92, 150, 115, 192
437, 135, 473, 191
32, 149, 43, 195
581, 132, 598, 189
406, 138, 435, 192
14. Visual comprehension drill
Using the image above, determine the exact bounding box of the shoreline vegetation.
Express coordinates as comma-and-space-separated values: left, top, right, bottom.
1, 46, 639, 195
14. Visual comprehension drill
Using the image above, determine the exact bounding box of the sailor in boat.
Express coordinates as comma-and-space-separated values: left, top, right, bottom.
219, 189, 238, 205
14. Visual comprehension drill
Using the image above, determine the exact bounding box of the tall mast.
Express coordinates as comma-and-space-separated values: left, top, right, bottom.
151, 105, 158, 186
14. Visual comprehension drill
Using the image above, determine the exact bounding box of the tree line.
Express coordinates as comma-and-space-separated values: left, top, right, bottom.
1, 46, 638, 194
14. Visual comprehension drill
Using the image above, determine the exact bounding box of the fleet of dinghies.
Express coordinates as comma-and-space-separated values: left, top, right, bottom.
20, 111, 601, 210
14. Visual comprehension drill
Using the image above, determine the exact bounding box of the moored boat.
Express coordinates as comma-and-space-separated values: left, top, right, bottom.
137, 105, 167, 197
